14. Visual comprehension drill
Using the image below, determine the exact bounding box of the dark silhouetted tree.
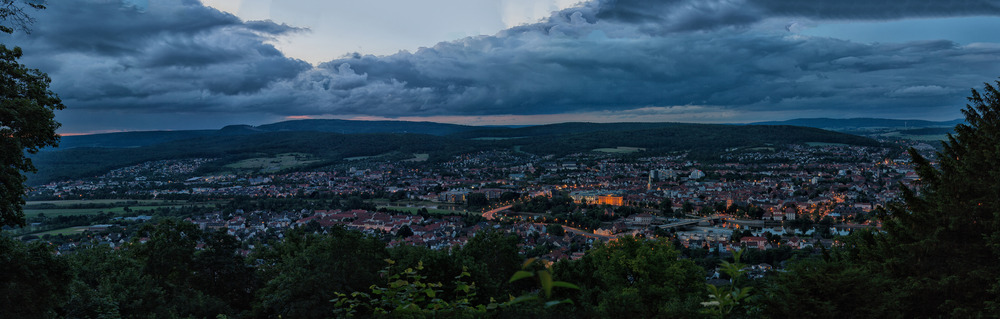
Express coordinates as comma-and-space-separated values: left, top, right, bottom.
1, 1, 64, 227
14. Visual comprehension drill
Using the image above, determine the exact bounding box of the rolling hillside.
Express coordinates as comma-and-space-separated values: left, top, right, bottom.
30, 120, 880, 185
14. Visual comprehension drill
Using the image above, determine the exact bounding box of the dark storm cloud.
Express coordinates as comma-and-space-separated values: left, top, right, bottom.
10, 0, 1000, 128
592, 0, 1000, 33
28, 1, 241, 56
262, 0, 1000, 118
9, 0, 311, 112
286, 32, 997, 117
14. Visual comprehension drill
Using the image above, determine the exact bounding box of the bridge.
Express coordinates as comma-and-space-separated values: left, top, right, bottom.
657, 215, 721, 229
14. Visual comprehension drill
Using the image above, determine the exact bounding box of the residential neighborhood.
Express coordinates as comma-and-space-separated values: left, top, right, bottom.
17, 139, 932, 269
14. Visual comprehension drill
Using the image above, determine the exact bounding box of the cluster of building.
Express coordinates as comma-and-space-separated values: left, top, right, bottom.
27, 139, 937, 261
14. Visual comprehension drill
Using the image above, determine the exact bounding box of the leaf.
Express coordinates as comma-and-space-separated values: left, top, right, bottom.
521, 258, 537, 269
544, 299, 574, 308
506, 294, 539, 305
539, 270, 554, 298
508, 270, 534, 283
551, 281, 580, 290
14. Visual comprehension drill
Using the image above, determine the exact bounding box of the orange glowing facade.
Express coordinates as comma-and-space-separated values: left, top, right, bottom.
597, 194, 624, 206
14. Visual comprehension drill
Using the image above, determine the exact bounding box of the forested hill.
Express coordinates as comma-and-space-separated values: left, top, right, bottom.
28, 132, 478, 185
447, 122, 688, 139
30, 123, 878, 185
56, 119, 482, 149
507, 124, 879, 156
752, 117, 963, 130
256, 119, 477, 135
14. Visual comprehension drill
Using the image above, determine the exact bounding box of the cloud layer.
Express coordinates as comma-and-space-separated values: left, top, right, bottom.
9, 0, 1000, 131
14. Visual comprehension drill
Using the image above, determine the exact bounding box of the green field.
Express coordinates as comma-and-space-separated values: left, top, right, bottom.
404, 153, 430, 162
23, 199, 199, 218
898, 134, 949, 142
879, 132, 949, 142
25, 199, 172, 206
29, 226, 90, 237
24, 205, 185, 218
344, 153, 390, 161
593, 146, 646, 153
225, 153, 321, 172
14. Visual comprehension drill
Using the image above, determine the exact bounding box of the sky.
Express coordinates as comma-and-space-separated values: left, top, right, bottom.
5, 0, 1000, 134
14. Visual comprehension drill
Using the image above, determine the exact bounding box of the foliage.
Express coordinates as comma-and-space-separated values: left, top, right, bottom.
0, 235, 73, 318
505, 258, 580, 308
465, 192, 489, 209
454, 230, 523, 304
759, 249, 897, 318
1, 1, 63, 227
1, 41, 65, 226
553, 236, 705, 318
0, 0, 45, 34
868, 80, 1000, 317
759, 80, 1000, 318
59, 219, 257, 318
332, 259, 486, 318
701, 250, 756, 319
253, 226, 389, 319
545, 223, 564, 236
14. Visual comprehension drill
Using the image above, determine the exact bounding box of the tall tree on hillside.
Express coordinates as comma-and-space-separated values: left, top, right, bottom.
1, 0, 64, 227
760, 80, 1000, 317
872, 80, 1000, 316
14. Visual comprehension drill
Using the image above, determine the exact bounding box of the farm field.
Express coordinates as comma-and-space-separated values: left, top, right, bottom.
593, 146, 645, 153
25, 199, 173, 206
225, 153, 321, 172
23, 206, 185, 218
404, 153, 430, 162
29, 226, 90, 237
22, 199, 203, 218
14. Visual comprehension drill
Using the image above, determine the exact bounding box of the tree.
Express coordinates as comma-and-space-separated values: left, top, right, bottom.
658, 198, 674, 216
0, 0, 44, 34
456, 230, 522, 303
867, 80, 1000, 317
1, 1, 64, 227
253, 227, 388, 318
396, 224, 413, 238
466, 192, 489, 208
0, 235, 73, 318
546, 223, 564, 236
553, 236, 705, 317
771, 80, 1000, 317
760, 248, 897, 318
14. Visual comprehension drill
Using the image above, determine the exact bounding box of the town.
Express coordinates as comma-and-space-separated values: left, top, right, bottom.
13, 137, 935, 270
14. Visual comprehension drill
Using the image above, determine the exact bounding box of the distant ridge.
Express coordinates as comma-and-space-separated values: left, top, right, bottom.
57, 119, 483, 150
447, 122, 686, 139
256, 119, 477, 135
57, 118, 940, 150
751, 118, 963, 130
